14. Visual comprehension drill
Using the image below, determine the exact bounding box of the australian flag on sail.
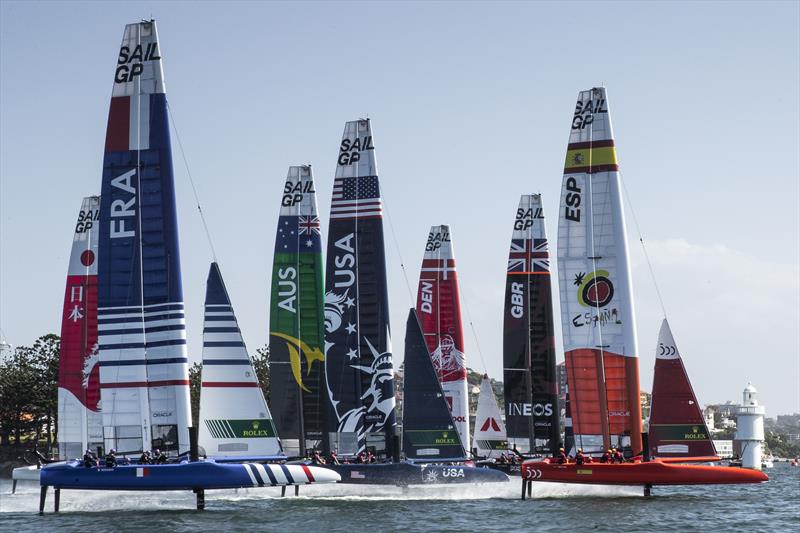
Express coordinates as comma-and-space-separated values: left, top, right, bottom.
330, 176, 383, 220
507, 238, 550, 273
275, 216, 321, 253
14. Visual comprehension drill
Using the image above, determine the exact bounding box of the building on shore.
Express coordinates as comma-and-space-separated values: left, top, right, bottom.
713, 439, 734, 459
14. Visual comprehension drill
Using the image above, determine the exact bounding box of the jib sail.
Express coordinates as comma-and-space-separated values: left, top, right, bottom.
472, 375, 508, 459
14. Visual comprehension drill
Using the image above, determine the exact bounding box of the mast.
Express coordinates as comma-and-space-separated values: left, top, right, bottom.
648, 319, 716, 458
198, 263, 282, 458
557, 87, 642, 456
502, 194, 560, 453
415, 225, 469, 448
324, 119, 396, 457
97, 20, 191, 455
401, 309, 467, 462
58, 196, 102, 459
269, 165, 325, 457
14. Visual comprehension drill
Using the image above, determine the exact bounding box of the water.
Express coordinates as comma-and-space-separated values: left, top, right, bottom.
1, 465, 797, 532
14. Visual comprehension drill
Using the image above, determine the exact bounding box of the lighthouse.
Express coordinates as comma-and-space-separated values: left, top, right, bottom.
735, 382, 765, 470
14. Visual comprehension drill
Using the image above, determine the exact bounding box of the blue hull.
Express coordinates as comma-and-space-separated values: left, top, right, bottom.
40, 460, 332, 490
327, 462, 509, 485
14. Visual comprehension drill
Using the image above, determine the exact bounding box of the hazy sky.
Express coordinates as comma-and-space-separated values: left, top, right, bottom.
1, 1, 798, 414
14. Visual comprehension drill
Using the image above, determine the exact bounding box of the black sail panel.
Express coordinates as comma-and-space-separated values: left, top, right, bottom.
401, 309, 466, 462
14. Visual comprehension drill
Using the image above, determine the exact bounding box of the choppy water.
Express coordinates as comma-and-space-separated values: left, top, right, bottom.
1, 464, 797, 532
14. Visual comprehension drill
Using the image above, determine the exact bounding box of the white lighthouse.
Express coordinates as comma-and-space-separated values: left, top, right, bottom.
735, 382, 765, 470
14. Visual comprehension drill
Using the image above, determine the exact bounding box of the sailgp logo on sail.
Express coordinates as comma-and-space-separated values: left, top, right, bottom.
115, 42, 161, 84
572, 92, 607, 130
110, 169, 136, 239
338, 136, 374, 166
425, 229, 450, 251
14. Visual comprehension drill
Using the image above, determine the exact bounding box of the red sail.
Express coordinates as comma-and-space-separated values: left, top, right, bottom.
648, 319, 716, 458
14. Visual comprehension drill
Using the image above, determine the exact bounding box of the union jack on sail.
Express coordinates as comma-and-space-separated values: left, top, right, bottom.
507, 238, 549, 273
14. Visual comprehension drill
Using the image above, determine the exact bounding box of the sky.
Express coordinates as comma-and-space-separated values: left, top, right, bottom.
1, 1, 798, 415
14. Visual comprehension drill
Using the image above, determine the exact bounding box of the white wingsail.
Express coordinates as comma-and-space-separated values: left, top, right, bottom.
472, 375, 508, 459
198, 263, 283, 458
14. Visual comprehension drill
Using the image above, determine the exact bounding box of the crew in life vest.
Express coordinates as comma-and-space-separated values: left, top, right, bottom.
328, 451, 340, 465
83, 449, 96, 468
105, 449, 117, 468
600, 449, 612, 463
612, 448, 624, 463
311, 451, 326, 465
139, 450, 152, 465
556, 447, 568, 464
575, 448, 586, 465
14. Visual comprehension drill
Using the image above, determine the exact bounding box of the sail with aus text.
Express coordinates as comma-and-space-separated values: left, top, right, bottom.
58, 196, 103, 459
557, 87, 642, 457
199, 263, 283, 458
648, 319, 716, 459
97, 20, 191, 455
502, 194, 560, 454
269, 166, 326, 456
415, 225, 470, 448
323, 119, 396, 457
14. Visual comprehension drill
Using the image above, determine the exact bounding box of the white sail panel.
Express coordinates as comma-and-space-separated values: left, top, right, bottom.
472, 375, 508, 459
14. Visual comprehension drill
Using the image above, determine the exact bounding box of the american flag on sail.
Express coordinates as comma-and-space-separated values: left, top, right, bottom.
507, 238, 550, 273
331, 176, 382, 220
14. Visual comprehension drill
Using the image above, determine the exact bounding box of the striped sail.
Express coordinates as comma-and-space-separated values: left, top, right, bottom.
58, 196, 103, 459
269, 165, 325, 457
502, 194, 560, 453
557, 87, 642, 456
472, 375, 508, 459
199, 263, 282, 457
324, 119, 396, 457
97, 20, 191, 455
648, 319, 716, 458
415, 225, 469, 448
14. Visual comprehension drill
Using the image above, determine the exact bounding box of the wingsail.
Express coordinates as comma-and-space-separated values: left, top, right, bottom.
502, 194, 560, 454
97, 20, 191, 455
268, 165, 325, 456
58, 196, 103, 459
648, 319, 716, 458
198, 263, 282, 458
415, 225, 470, 448
557, 87, 642, 456
323, 119, 396, 457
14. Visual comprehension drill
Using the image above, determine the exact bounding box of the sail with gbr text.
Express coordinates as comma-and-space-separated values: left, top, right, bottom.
557, 87, 642, 457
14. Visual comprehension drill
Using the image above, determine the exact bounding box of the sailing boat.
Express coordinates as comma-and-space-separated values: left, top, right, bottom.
502, 194, 560, 455
198, 262, 283, 459
12, 197, 102, 491
323, 119, 397, 458
415, 225, 470, 449
647, 319, 718, 460
327, 310, 508, 484
39, 22, 338, 512
472, 375, 508, 461
519, 87, 767, 492
269, 165, 326, 457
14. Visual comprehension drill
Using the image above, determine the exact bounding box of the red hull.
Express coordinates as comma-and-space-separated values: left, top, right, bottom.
521, 459, 768, 485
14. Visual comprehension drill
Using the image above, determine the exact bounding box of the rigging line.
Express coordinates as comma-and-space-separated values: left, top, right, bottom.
618, 168, 669, 320
459, 278, 489, 376
380, 191, 414, 306
165, 101, 218, 263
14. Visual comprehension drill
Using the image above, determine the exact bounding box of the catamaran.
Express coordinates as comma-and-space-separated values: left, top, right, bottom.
519, 87, 767, 495
415, 225, 470, 448
38, 21, 338, 514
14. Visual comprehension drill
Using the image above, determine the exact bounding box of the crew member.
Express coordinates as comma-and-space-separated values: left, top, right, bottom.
613, 448, 624, 463
154, 449, 168, 464
366, 450, 376, 464
83, 449, 96, 468
600, 449, 612, 463
575, 448, 586, 466
311, 451, 326, 465
328, 451, 340, 465
556, 447, 568, 464
105, 449, 117, 468
357, 451, 367, 464
139, 450, 152, 465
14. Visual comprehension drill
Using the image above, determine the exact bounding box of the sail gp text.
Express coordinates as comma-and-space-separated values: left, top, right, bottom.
115, 43, 160, 83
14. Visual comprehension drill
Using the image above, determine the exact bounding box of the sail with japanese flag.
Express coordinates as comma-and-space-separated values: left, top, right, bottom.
502, 194, 560, 454
415, 225, 469, 447
323, 119, 396, 457
269, 165, 325, 457
648, 319, 716, 458
58, 196, 103, 459
472, 375, 508, 459
557, 87, 642, 457
97, 20, 191, 455
199, 263, 282, 458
